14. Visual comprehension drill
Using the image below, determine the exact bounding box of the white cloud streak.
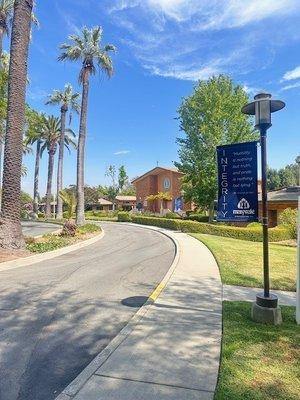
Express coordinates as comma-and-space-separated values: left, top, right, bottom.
282, 66, 300, 81
281, 81, 300, 91
114, 150, 130, 155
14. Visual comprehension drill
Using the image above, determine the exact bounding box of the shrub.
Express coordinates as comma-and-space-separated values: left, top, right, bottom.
278, 208, 298, 239
165, 212, 181, 219
61, 221, 77, 237
76, 223, 101, 235
247, 222, 261, 228
27, 235, 69, 253
130, 216, 291, 242
185, 213, 209, 223
38, 212, 45, 219
118, 212, 131, 222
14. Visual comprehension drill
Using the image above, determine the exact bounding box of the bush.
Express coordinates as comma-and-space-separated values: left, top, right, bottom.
278, 208, 298, 239
38, 212, 45, 219
27, 235, 69, 253
130, 216, 291, 242
61, 221, 77, 237
118, 212, 131, 222
185, 213, 209, 223
76, 223, 101, 235
165, 212, 181, 219
247, 222, 261, 228
85, 210, 118, 220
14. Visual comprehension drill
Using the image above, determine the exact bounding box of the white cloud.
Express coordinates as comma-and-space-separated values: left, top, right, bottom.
282, 66, 300, 81
110, 0, 299, 28
103, 0, 300, 82
281, 80, 300, 91
145, 63, 220, 81
114, 150, 130, 155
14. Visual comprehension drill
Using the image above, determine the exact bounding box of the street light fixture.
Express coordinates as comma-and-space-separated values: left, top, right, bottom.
242, 93, 285, 323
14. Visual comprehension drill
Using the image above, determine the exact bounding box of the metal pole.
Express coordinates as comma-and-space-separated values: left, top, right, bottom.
260, 127, 270, 298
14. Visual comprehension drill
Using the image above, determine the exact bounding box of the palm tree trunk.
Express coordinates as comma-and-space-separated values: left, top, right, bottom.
45, 149, 55, 219
76, 74, 89, 225
0, 26, 4, 58
0, 140, 3, 211
56, 106, 67, 219
0, 0, 33, 249
33, 139, 41, 214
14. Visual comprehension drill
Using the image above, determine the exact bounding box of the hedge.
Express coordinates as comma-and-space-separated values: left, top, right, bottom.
130, 215, 291, 242
118, 211, 131, 222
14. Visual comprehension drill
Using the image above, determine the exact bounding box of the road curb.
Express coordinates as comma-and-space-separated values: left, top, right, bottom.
0, 230, 105, 273
56, 223, 180, 399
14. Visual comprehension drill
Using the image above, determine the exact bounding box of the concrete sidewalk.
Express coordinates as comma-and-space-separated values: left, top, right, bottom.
56, 228, 222, 400
223, 284, 296, 306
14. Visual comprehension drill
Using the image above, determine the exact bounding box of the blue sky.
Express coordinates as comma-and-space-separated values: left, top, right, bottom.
7, 0, 300, 195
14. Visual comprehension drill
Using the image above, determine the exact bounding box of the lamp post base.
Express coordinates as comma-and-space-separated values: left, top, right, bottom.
251, 293, 282, 325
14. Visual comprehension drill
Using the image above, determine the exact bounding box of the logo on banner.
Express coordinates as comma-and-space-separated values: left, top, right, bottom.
237, 198, 250, 209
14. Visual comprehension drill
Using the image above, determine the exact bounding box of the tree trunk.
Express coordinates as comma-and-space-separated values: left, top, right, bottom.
45, 149, 55, 219
0, 0, 33, 249
56, 105, 67, 219
0, 138, 3, 211
0, 26, 4, 58
208, 200, 215, 223
76, 73, 90, 225
33, 139, 41, 214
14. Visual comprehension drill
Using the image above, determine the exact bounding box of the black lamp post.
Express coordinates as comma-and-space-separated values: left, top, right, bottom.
242, 93, 285, 319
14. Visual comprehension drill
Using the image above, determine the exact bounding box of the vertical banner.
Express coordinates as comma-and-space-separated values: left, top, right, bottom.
217, 141, 259, 222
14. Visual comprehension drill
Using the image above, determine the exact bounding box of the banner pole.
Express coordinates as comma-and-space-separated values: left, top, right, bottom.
260, 127, 270, 298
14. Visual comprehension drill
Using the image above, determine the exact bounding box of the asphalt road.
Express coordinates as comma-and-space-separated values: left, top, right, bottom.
0, 222, 175, 400
21, 221, 61, 237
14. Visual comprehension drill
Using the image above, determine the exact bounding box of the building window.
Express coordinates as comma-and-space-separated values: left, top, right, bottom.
163, 177, 171, 190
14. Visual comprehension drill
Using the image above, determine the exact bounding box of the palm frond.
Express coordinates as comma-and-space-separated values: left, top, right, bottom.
58, 26, 115, 84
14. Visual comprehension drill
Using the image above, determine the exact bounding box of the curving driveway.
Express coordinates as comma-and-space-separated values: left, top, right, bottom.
0, 222, 175, 400
21, 221, 61, 237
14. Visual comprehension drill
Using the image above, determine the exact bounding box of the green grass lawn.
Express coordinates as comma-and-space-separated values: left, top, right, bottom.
215, 302, 300, 400
191, 234, 296, 291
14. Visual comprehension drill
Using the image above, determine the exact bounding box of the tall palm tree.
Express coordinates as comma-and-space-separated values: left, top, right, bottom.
0, 0, 38, 58
0, 51, 9, 211
40, 115, 76, 219
24, 111, 45, 213
46, 84, 80, 219
0, 0, 33, 249
58, 26, 115, 225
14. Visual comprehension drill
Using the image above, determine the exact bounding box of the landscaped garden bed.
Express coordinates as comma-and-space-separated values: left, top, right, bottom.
26, 223, 101, 253
215, 302, 300, 400
191, 233, 296, 291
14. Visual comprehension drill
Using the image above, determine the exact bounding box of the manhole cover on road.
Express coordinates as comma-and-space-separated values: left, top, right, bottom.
121, 296, 149, 307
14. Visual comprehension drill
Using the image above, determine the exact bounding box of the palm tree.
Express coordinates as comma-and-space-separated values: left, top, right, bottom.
24, 111, 45, 213
40, 115, 76, 218
0, 0, 38, 58
0, 0, 33, 249
46, 84, 80, 219
58, 26, 115, 225
59, 189, 76, 220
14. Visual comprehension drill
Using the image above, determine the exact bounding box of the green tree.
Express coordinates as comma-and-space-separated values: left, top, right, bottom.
46, 84, 80, 219
267, 167, 281, 191
175, 75, 256, 221
118, 165, 128, 191
40, 116, 76, 218
24, 110, 45, 213
58, 26, 115, 225
0, 0, 33, 249
59, 189, 76, 220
